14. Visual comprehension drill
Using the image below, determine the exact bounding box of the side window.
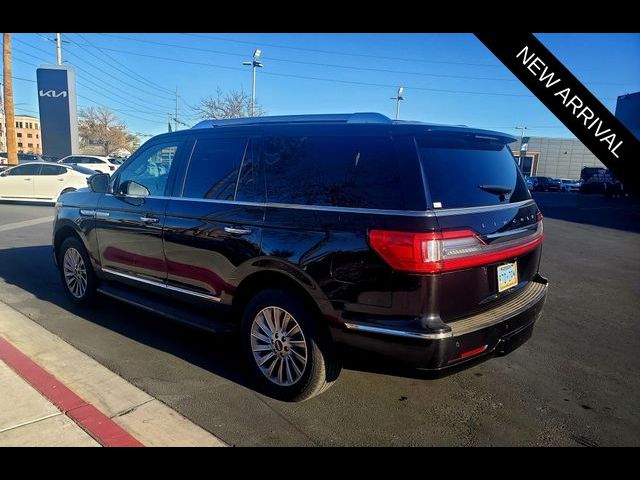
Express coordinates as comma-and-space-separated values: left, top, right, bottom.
40, 164, 67, 176
62, 157, 76, 164
261, 135, 405, 209
90, 158, 106, 164
8, 164, 42, 176
235, 138, 261, 202
182, 137, 248, 200
115, 143, 179, 197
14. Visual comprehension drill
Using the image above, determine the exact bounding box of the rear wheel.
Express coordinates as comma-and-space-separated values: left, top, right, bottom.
240, 289, 341, 402
58, 236, 97, 307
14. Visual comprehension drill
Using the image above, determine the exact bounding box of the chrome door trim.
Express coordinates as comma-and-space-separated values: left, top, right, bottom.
102, 267, 222, 302
156, 195, 535, 218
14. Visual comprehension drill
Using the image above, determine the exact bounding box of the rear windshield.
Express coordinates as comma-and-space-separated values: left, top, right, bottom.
417, 134, 531, 209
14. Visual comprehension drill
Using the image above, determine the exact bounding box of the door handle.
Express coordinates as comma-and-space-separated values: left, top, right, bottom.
140, 216, 159, 224
57, 178, 65, 181
224, 226, 252, 235
24, 178, 32, 181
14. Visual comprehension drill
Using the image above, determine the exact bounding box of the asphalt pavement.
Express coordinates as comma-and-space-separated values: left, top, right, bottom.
0, 193, 638, 446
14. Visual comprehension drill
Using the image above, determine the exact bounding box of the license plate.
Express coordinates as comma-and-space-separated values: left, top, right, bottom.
497, 262, 518, 292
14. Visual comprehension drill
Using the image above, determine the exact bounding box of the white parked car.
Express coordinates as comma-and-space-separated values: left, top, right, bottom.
560, 178, 582, 192
0, 162, 95, 203
57, 155, 121, 174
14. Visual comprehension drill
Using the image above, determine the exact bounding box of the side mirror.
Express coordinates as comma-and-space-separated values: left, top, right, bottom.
87, 173, 111, 194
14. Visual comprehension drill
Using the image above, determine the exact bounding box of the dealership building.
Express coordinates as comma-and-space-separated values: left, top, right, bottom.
511, 91, 640, 180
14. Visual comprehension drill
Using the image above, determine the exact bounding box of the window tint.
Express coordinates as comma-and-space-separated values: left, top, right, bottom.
40, 164, 67, 176
417, 134, 530, 209
88, 157, 105, 164
7, 164, 42, 176
116, 143, 179, 197
61, 157, 78, 164
261, 135, 406, 209
182, 137, 248, 199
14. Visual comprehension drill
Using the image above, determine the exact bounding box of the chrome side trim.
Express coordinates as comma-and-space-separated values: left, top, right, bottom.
343, 322, 453, 340
79, 209, 96, 217
95, 211, 110, 218
101, 267, 222, 302
104, 195, 534, 218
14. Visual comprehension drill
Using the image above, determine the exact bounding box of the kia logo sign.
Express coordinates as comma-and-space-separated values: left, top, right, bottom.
39, 89, 68, 98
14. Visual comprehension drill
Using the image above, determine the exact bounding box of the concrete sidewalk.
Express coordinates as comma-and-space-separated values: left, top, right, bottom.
0, 301, 226, 447
0, 359, 100, 446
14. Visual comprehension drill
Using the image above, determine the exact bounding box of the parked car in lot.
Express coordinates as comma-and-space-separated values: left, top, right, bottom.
52, 113, 548, 401
530, 176, 562, 192
57, 155, 121, 174
0, 162, 95, 203
559, 178, 581, 192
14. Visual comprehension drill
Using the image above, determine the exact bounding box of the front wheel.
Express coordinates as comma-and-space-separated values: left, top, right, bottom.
240, 289, 341, 402
58, 236, 97, 307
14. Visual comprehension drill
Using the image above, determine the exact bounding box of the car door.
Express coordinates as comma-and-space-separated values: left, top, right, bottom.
163, 131, 264, 301
95, 139, 187, 285
35, 164, 74, 199
0, 163, 40, 198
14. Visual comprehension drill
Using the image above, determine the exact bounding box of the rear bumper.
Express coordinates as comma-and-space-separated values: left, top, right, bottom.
331, 274, 548, 370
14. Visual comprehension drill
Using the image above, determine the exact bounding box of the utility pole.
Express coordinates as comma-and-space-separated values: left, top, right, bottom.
175, 87, 178, 131
390, 87, 404, 120
243, 49, 263, 117
3, 33, 18, 165
167, 113, 172, 132
56, 33, 62, 65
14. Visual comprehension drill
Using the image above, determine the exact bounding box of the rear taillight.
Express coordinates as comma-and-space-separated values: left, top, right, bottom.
369, 216, 544, 273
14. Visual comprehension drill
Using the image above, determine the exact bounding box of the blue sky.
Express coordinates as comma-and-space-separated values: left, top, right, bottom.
7, 33, 640, 138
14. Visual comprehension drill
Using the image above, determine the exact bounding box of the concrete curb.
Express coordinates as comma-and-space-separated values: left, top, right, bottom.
0, 301, 227, 447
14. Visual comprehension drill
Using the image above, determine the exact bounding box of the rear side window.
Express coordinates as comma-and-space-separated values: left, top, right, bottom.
40, 164, 67, 175
262, 135, 410, 210
182, 137, 248, 200
417, 134, 531, 209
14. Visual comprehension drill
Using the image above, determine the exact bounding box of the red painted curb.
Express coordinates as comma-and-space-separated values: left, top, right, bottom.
0, 336, 144, 447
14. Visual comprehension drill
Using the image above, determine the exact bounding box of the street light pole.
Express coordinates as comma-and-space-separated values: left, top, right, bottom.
390, 87, 404, 120
243, 49, 263, 117
56, 33, 62, 65
515, 125, 528, 169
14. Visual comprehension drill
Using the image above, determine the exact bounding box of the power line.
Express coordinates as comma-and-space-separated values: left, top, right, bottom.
13, 39, 174, 113
73, 33, 174, 95
98, 33, 638, 88
97, 33, 519, 83
180, 33, 504, 68
8, 61, 163, 126
75, 45, 539, 98
13, 36, 174, 108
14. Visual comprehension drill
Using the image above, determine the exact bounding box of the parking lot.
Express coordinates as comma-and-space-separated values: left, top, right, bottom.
0, 192, 638, 446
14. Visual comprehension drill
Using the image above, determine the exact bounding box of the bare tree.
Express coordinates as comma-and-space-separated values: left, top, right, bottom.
193, 88, 265, 120
78, 106, 137, 156
3, 33, 18, 165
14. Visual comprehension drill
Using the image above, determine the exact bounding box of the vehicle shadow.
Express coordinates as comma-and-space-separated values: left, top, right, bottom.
0, 245, 475, 399
532, 192, 640, 233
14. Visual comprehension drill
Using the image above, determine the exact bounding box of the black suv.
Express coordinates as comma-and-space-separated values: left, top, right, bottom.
53, 113, 548, 401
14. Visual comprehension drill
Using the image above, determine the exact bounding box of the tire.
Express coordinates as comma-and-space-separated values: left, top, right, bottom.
57, 236, 97, 307
240, 288, 341, 402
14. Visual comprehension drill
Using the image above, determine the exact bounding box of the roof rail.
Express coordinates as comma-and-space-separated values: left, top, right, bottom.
191, 112, 392, 129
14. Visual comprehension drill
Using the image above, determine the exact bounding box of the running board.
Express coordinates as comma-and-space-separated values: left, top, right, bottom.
96, 283, 235, 334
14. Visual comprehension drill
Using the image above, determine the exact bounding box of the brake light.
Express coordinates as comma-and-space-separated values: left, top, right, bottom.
369, 217, 544, 273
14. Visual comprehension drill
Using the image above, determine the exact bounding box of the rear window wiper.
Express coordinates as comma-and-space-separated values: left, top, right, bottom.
478, 184, 512, 195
